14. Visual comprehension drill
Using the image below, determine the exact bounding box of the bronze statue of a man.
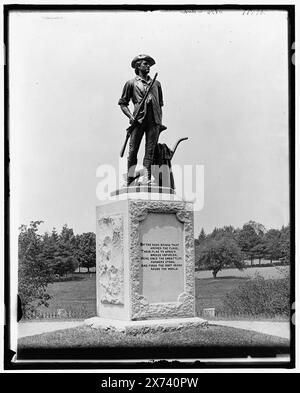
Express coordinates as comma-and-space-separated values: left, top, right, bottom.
118, 54, 165, 186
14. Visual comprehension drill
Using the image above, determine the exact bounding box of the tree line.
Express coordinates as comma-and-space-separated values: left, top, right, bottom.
18, 219, 290, 316
195, 221, 290, 278
18, 221, 95, 316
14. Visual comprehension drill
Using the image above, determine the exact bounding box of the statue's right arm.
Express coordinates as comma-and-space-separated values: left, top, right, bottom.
118, 80, 134, 123
120, 105, 134, 123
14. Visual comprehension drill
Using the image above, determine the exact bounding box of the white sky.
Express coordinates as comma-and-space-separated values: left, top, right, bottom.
9, 10, 289, 236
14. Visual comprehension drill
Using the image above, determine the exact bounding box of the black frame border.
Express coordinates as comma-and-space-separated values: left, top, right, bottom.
3, 3, 295, 371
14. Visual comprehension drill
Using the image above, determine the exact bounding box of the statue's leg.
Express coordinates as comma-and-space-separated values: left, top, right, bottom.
143, 109, 160, 183
127, 124, 144, 186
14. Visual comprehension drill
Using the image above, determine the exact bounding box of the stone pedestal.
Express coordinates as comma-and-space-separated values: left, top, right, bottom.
85, 190, 207, 332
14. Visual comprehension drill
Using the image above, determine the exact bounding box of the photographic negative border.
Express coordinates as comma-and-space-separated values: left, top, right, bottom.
3, 3, 295, 370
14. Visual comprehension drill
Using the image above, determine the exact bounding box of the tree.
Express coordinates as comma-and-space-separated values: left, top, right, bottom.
56, 225, 78, 277
45, 225, 78, 278
210, 225, 237, 241
279, 224, 290, 264
237, 221, 266, 265
196, 226, 240, 268
59, 225, 78, 276
198, 238, 244, 278
40, 229, 59, 275
18, 221, 53, 317
77, 232, 96, 273
195, 228, 206, 246
264, 229, 282, 263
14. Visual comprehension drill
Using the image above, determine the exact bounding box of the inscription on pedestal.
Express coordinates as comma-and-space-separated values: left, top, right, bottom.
141, 243, 183, 272
139, 213, 184, 303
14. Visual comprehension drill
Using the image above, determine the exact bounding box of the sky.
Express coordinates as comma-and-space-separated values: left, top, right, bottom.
9, 9, 290, 236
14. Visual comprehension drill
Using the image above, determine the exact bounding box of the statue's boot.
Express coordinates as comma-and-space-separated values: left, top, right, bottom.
138, 169, 157, 186
127, 176, 135, 187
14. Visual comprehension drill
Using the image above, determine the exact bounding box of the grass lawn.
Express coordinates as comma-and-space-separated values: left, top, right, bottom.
31, 267, 289, 320
36, 275, 96, 318
195, 276, 248, 316
18, 325, 289, 349
35, 274, 249, 319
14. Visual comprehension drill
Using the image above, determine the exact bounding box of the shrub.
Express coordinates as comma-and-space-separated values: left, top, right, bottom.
221, 274, 290, 317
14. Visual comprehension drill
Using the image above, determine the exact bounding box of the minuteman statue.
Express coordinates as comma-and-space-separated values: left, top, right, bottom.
118, 54, 166, 186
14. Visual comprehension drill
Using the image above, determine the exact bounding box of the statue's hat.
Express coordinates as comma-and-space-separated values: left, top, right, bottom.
131, 54, 156, 68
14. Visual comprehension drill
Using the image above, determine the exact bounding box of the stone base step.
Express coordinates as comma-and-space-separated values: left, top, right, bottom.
84, 316, 208, 335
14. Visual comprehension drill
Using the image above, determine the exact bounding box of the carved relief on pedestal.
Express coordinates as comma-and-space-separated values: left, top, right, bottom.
97, 214, 124, 305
